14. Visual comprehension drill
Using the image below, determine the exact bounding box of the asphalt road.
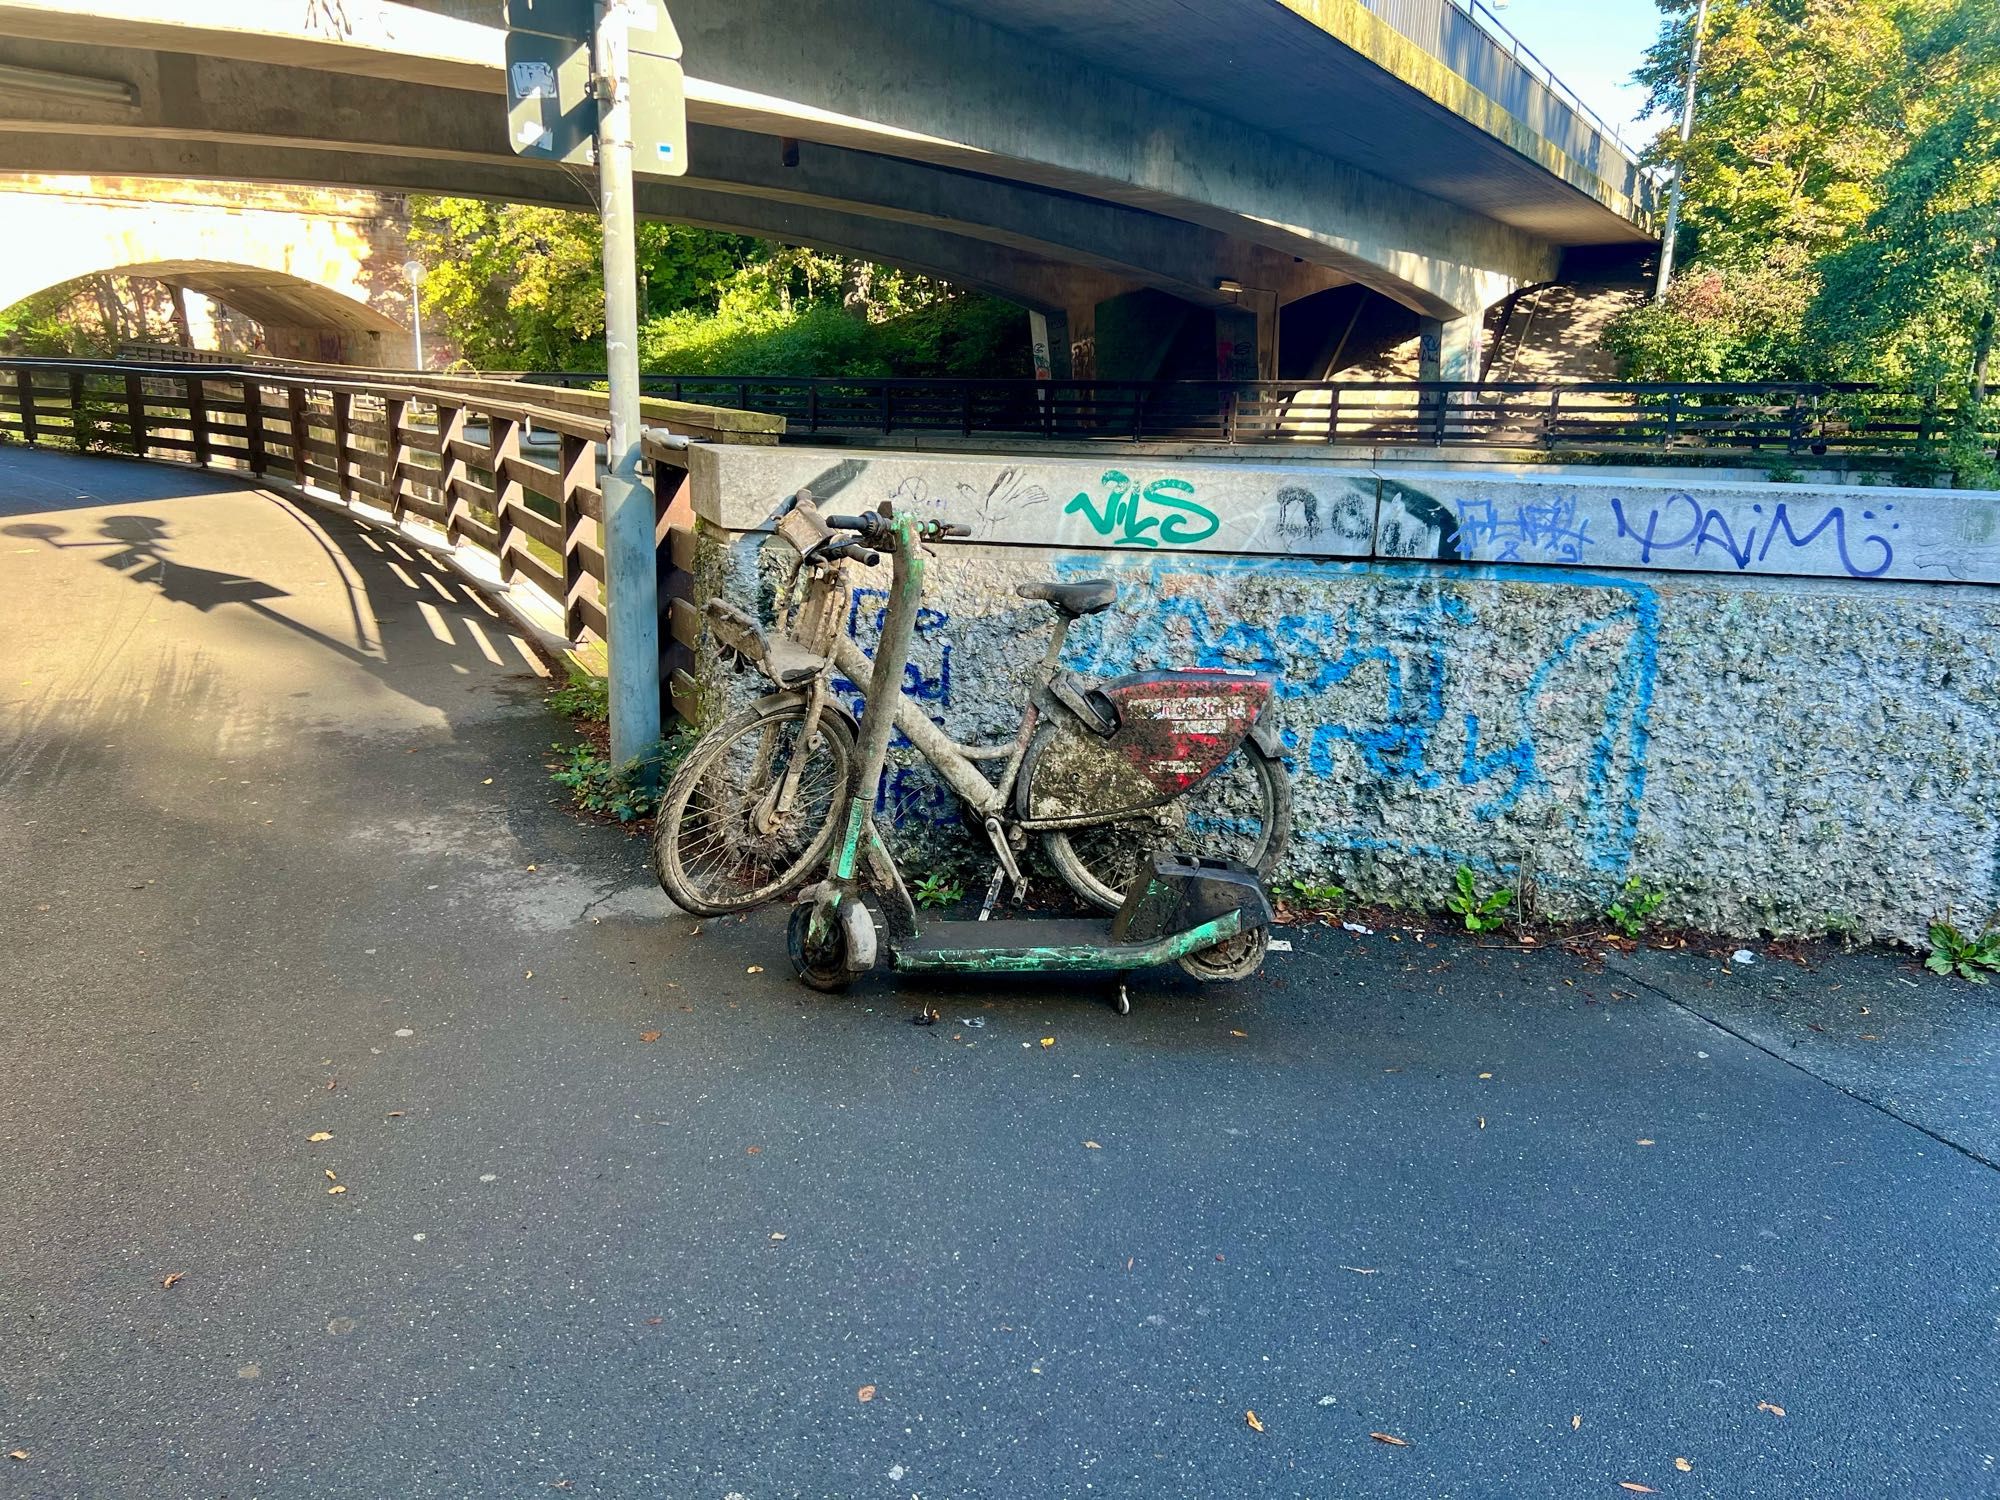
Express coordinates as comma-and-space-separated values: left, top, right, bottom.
3, 447, 1997, 1500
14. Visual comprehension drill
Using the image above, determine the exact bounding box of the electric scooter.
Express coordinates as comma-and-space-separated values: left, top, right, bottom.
786, 504, 1275, 1012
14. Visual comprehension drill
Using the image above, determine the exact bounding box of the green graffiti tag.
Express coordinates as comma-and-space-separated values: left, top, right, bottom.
1063, 470, 1221, 548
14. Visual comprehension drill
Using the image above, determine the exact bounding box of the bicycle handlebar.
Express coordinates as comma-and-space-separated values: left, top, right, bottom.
825, 510, 974, 542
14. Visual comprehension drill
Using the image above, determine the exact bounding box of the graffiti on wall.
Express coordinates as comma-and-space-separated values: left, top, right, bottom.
1052, 555, 1660, 881
1382, 482, 1914, 582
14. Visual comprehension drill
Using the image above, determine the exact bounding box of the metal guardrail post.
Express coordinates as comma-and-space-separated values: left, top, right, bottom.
287, 385, 310, 483
807, 382, 819, 435
68, 370, 85, 450
1545, 386, 1561, 449
1325, 384, 1341, 444
881, 384, 893, 435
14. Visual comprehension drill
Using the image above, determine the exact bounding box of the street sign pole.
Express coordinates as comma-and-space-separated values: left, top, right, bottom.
592, 0, 661, 772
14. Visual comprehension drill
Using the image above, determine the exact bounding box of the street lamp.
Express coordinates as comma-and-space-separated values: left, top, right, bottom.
1655, 0, 1712, 299
401, 257, 427, 370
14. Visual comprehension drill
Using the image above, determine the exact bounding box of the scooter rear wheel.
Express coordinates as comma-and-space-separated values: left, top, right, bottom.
1179, 925, 1269, 983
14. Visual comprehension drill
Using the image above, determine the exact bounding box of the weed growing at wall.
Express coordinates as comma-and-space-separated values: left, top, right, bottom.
1606, 877, 1668, 939
913, 874, 964, 909
1279, 879, 1348, 916
546, 666, 609, 723
1447, 866, 1513, 934
1925, 918, 2000, 982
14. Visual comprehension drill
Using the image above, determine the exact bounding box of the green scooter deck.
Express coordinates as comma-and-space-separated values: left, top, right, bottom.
890, 912, 1242, 974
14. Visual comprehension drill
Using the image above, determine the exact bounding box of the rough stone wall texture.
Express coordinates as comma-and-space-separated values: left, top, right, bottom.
687, 448, 2000, 942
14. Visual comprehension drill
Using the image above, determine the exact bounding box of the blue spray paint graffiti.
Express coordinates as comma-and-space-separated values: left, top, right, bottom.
835, 587, 958, 827
1449, 496, 1592, 563
1052, 555, 1659, 882
1608, 494, 1898, 578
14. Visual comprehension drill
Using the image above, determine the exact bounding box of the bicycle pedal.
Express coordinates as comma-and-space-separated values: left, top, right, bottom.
977, 865, 1006, 922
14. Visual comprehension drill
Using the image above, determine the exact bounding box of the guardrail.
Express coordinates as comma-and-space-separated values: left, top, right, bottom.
525, 372, 1997, 463
0, 357, 714, 721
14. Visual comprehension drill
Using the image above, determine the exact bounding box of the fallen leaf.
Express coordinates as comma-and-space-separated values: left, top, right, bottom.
1339, 1266, 1378, 1275
161, 1272, 183, 1289
770, 1232, 787, 1241
327, 1185, 347, 1195
385, 1111, 405, 1118
1636, 1138, 1656, 1147
1245, 1410, 1265, 1433
524, 970, 533, 979
639, 1031, 662, 1043
1369, 1432, 1408, 1447
1757, 1401, 1786, 1417
1571, 1414, 1581, 1431
482, 777, 493, 785
1230, 1029, 1248, 1038
745, 1145, 762, 1155
746, 966, 763, 974
1125, 1256, 1134, 1271
1478, 1071, 1493, 1079
324, 1169, 337, 1181
1040, 1037, 1055, 1048
644, 1317, 662, 1326
1860, 1034, 1880, 1041
1478, 1117, 1487, 1129
1083, 1140, 1102, 1150
857, 1385, 876, 1403
1617, 1486, 1657, 1495
7, 1450, 26, 1461
1675, 1458, 1693, 1473
308, 1131, 333, 1143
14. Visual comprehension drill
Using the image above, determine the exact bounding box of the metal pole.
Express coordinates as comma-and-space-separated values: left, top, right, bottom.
412, 298, 424, 371
1654, 0, 1710, 300
594, 0, 662, 772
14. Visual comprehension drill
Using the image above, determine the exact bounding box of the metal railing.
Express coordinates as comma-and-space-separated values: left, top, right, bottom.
524, 372, 1994, 462
0, 357, 711, 720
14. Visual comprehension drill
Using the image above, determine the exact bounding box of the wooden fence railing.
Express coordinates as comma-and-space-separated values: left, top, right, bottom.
0, 358, 724, 726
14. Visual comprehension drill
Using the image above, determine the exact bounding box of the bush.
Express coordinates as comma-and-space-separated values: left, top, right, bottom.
1603, 254, 1818, 383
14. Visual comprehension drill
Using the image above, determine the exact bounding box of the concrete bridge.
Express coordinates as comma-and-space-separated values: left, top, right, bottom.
0, 174, 416, 366
0, 0, 1653, 382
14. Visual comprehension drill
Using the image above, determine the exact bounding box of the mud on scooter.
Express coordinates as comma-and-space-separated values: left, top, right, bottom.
780, 502, 1286, 1012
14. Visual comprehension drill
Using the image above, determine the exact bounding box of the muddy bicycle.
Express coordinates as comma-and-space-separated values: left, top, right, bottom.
650, 491, 1292, 926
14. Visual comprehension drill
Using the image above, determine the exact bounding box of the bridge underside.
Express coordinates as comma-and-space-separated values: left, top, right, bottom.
0, 0, 1655, 380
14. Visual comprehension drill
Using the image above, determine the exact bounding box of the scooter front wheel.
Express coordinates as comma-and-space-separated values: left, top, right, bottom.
787, 902, 853, 993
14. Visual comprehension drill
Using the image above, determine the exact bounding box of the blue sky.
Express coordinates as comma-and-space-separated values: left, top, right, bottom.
1473, 0, 1668, 142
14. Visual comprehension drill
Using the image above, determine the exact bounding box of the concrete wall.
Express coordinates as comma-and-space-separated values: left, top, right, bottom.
687, 445, 2000, 943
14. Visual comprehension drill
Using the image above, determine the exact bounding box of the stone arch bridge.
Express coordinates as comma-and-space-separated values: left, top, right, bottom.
0, 173, 415, 366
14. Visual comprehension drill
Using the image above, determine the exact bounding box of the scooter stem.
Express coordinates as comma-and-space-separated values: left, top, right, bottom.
832, 514, 925, 882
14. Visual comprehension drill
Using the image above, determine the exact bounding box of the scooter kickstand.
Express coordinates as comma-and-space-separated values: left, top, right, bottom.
1112, 976, 1132, 1016
976, 864, 1007, 922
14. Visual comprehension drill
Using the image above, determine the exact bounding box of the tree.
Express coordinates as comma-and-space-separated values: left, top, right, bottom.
1603, 246, 1817, 380
1637, 0, 1923, 267
1810, 0, 2000, 400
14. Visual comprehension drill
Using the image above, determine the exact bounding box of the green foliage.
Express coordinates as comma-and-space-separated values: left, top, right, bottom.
1808, 1, 2000, 402
1606, 877, 1669, 939
1602, 252, 1818, 381
546, 729, 693, 823
913, 873, 964, 909
1280, 878, 1348, 914
1637, 0, 1919, 269
1446, 866, 1513, 934
407, 198, 1029, 378
546, 666, 609, 723
548, 741, 658, 823
1925, 916, 2000, 981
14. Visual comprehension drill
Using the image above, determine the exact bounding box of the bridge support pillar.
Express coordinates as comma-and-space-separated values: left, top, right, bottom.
1418, 301, 1491, 386
1028, 308, 1072, 380
1214, 295, 1277, 381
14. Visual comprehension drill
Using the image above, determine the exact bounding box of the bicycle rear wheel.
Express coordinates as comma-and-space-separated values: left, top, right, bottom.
652, 699, 855, 916
1036, 738, 1292, 912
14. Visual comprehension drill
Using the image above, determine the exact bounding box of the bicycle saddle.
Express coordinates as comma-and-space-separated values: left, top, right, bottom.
1017, 579, 1116, 617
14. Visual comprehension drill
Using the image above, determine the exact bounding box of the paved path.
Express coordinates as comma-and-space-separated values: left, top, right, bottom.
3, 448, 1997, 1500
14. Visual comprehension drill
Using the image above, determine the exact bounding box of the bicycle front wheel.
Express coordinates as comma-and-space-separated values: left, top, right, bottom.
651, 699, 856, 916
